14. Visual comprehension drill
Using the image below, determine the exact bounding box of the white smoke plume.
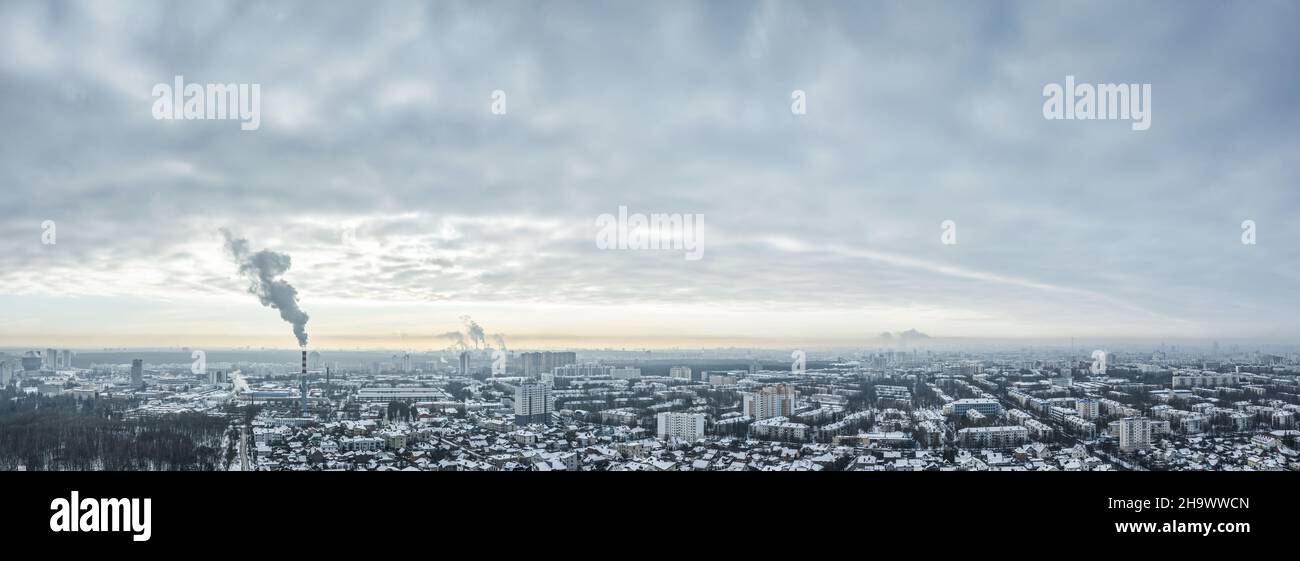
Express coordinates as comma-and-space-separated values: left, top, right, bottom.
229, 370, 250, 394
461, 315, 486, 349
441, 331, 467, 351
438, 316, 504, 352
221, 229, 311, 347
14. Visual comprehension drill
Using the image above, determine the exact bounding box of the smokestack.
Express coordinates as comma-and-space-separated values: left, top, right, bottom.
300, 348, 307, 414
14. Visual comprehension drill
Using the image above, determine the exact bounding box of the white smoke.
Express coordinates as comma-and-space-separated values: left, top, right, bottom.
461, 315, 486, 349
229, 370, 250, 394
438, 316, 506, 355
441, 331, 467, 351
221, 229, 311, 347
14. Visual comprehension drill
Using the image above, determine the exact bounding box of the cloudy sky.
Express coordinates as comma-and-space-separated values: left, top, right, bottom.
1, 0, 1297, 350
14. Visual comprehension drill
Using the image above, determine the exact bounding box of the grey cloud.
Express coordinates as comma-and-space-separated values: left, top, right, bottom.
0, 0, 1297, 340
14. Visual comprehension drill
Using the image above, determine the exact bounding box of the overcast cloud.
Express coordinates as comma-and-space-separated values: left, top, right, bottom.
1, 0, 1297, 348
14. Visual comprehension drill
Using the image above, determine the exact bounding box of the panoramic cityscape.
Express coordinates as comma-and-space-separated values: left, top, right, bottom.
4, 0, 1297, 547
3, 341, 1297, 472
1, 0, 1297, 481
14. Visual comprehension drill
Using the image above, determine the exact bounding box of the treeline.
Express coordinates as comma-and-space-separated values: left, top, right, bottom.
0, 389, 229, 471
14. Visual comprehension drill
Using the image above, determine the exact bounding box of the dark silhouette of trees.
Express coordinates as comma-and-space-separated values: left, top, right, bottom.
386, 400, 414, 423
445, 382, 472, 401
0, 389, 228, 471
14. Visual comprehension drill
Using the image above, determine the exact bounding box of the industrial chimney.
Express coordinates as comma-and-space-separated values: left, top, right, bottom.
299, 347, 308, 413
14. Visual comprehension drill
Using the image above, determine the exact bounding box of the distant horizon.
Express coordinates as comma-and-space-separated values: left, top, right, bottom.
4, 336, 1297, 355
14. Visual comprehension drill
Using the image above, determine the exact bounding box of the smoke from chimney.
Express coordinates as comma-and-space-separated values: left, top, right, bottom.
229, 370, 250, 394
461, 316, 486, 349
221, 229, 311, 347
440, 315, 504, 354
441, 331, 467, 350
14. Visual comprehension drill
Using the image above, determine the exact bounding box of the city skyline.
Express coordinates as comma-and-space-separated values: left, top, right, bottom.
3, 0, 1299, 349
2, 336, 1297, 353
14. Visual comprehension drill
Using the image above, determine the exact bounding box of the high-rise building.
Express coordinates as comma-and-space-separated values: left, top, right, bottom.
743, 384, 797, 420
61, 349, 73, 369
44, 348, 57, 370
875, 385, 912, 402
1076, 398, 1099, 420
0, 361, 13, 386
656, 412, 706, 441
708, 373, 738, 385
1171, 371, 1238, 389
458, 351, 471, 376
131, 359, 144, 387
514, 381, 553, 426
669, 366, 692, 381
553, 364, 612, 377
957, 426, 1029, 448
521, 351, 576, 378
1118, 417, 1154, 452
943, 398, 1003, 417
610, 367, 641, 380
